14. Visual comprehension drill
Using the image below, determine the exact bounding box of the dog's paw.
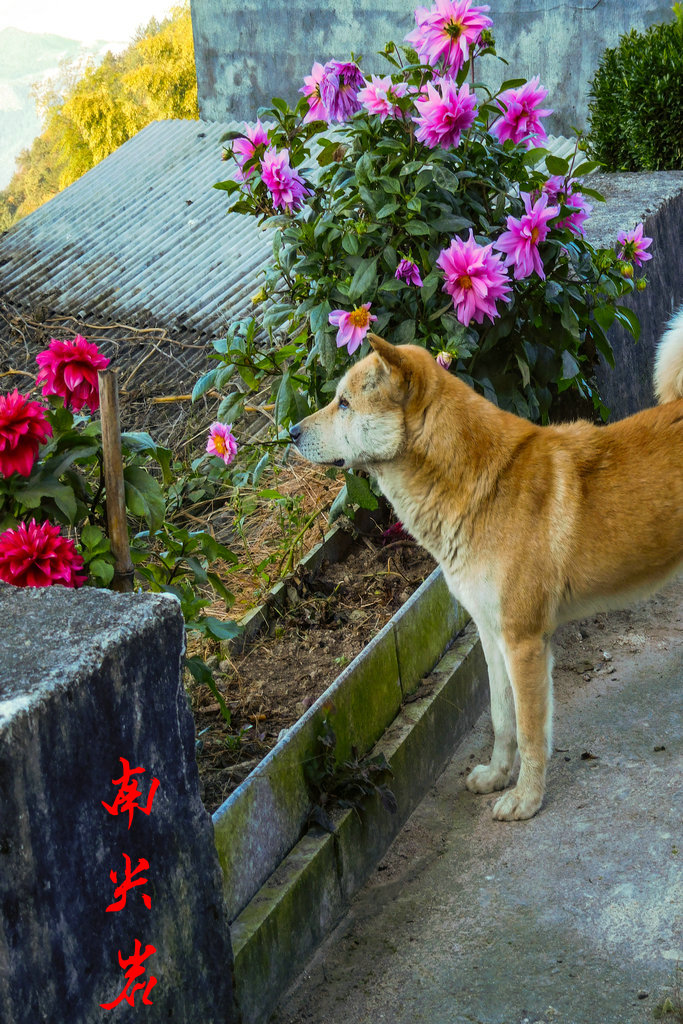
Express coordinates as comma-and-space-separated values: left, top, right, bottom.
466, 763, 511, 794
492, 785, 543, 821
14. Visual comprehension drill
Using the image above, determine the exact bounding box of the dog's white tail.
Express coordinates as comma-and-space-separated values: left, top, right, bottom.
654, 307, 683, 403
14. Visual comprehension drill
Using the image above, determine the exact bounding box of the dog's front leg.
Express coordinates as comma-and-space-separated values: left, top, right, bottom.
492, 635, 554, 821
466, 628, 517, 794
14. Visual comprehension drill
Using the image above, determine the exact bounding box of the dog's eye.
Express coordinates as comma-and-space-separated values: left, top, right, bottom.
338, 396, 349, 410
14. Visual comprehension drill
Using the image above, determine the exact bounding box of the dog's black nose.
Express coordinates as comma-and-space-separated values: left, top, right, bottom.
289, 422, 302, 443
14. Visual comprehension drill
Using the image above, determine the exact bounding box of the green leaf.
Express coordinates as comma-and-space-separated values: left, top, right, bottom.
341, 232, 360, 255
123, 466, 165, 531
592, 305, 615, 330
217, 391, 245, 424
404, 220, 430, 236
545, 155, 570, 176
376, 201, 400, 219
192, 368, 218, 402
561, 350, 580, 380
328, 483, 349, 524
310, 300, 332, 334
201, 616, 243, 641
16, 479, 77, 522
348, 257, 378, 301
185, 656, 232, 725
344, 471, 378, 510
88, 558, 115, 586
614, 305, 640, 341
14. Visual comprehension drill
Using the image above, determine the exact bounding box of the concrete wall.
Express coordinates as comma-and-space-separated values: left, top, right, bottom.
190, 0, 675, 133
0, 584, 236, 1024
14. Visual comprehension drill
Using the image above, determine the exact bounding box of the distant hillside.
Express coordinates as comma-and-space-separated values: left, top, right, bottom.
0, 6, 198, 229
0, 27, 117, 189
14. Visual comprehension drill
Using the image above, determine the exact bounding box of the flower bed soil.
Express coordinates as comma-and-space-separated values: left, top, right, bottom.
190, 533, 436, 813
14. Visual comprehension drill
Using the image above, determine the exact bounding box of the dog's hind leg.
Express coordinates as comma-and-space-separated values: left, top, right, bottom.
492, 635, 554, 821
466, 629, 518, 795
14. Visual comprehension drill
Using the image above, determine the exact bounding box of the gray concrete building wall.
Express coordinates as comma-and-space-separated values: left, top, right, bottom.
190, 0, 675, 134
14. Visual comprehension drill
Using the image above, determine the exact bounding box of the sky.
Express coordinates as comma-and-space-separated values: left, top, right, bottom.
0, 0, 176, 43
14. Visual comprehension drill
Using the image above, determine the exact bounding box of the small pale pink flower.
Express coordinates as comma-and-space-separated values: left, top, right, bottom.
413, 78, 477, 150
0, 389, 53, 478
232, 120, 270, 181
541, 176, 592, 235
436, 231, 511, 326
206, 422, 238, 466
300, 62, 328, 123
319, 61, 365, 122
395, 259, 424, 287
260, 147, 311, 213
436, 351, 453, 369
329, 304, 377, 355
0, 519, 86, 588
490, 77, 552, 149
616, 223, 653, 267
405, 0, 493, 75
36, 335, 110, 413
357, 75, 410, 121
493, 192, 559, 280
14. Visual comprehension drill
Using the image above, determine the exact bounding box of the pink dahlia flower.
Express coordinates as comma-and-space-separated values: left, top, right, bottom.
405, 0, 492, 75
232, 120, 270, 181
329, 304, 377, 355
0, 389, 52, 478
493, 192, 559, 280
616, 223, 653, 267
541, 176, 592, 236
413, 78, 477, 150
36, 335, 110, 413
300, 62, 328, 123
319, 61, 365, 122
395, 259, 424, 287
357, 75, 409, 122
0, 519, 86, 588
436, 231, 511, 325
260, 147, 311, 213
489, 77, 552, 149
206, 422, 238, 466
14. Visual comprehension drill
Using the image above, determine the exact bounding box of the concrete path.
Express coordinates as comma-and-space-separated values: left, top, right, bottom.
273, 581, 683, 1024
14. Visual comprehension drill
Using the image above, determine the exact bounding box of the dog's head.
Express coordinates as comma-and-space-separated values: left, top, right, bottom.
289, 334, 440, 470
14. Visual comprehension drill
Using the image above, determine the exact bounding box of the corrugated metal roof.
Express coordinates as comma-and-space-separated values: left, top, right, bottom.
0, 122, 581, 339
0, 118, 273, 338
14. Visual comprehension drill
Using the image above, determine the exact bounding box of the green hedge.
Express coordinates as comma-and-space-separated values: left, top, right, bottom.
587, 9, 683, 171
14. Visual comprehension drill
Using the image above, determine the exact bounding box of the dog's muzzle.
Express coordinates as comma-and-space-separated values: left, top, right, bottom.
289, 422, 302, 443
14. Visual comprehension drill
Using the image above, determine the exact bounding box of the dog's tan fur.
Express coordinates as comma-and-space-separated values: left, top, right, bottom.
291, 311, 683, 819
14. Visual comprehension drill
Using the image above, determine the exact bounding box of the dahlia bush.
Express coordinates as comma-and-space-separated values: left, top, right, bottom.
208, 0, 647, 435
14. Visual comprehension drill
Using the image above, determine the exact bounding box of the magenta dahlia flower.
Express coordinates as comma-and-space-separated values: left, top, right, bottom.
319, 61, 365, 122
493, 192, 559, 280
616, 223, 653, 267
232, 120, 270, 181
329, 304, 378, 355
541, 176, 592, 236
489, 77, 552, 149
436, 231, 511, 326
413, 78, 477, 150
405, 0, 493, 75
260, 147, 311, 213
357, 75, 409, 121
0, 389, 53, 478
395, 259, 424, 287
300, 62, 328, 123
35, 335, 110, 413
206, 422, 238, 466
0, 519, 86, 588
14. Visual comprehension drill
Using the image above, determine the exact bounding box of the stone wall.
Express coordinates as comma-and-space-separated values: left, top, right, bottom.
0, 584, 236, 1024
190, 0, 674, 133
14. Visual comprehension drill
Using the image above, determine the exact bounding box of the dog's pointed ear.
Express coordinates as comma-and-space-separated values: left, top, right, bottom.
368, 333, 404, 374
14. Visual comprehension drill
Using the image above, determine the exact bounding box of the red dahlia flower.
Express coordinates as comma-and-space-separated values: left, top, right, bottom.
0, 519, 87, 588
0, 389, 53, 478
36, 335, 110, 412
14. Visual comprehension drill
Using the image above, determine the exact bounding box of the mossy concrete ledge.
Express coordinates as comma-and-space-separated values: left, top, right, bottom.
230, 619, 487, 1024
212, 568, 485, 1023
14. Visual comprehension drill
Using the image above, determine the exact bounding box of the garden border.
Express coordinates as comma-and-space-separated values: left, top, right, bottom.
214, 550, 487, 1024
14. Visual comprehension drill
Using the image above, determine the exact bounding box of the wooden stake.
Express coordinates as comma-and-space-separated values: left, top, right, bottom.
98, 369, 134, 593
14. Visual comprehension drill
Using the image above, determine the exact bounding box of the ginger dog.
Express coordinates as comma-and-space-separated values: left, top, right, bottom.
289, 310, 683, 820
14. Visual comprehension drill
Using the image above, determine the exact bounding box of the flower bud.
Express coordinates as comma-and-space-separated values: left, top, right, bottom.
436, 351, 452, 370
